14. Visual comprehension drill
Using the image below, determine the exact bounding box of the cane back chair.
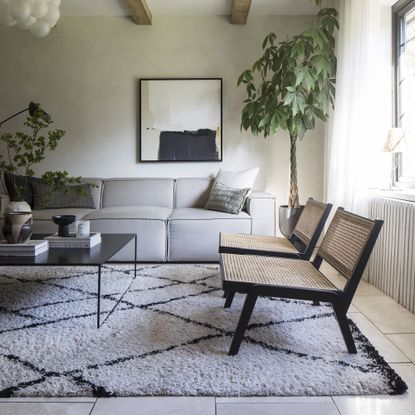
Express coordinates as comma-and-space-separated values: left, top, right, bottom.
220, 198, 332, 260
219, 209, 383, 355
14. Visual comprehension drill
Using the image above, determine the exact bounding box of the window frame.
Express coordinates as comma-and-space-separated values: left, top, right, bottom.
392, 0, 415, 186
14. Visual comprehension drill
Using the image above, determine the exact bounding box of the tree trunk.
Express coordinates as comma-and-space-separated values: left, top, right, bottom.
289, 134, 300, 208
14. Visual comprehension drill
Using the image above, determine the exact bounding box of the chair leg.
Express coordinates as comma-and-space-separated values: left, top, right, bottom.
223, 291, 228, 298
229, 293, 258, 356
333, 303, 357, 354
224, 292, 235, 309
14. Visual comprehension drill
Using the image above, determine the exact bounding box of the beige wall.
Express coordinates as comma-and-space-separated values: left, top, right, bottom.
0, 15, 324, 207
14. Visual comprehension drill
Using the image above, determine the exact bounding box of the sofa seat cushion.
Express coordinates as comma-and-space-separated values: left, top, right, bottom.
168, 208, 252, 261
84, 206, 171, 221
31, 208, 94, 234
169, 207, 251, 221
84, 206, 170, 262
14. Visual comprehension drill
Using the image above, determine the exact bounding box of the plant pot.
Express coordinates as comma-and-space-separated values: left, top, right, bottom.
2, 212, 33, 244
6, 200, 32, 213
279, 205, 304, 239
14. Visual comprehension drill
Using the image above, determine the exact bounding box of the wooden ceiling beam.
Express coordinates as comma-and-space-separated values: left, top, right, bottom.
125, 0, 152, 25
230, 0, 252, 25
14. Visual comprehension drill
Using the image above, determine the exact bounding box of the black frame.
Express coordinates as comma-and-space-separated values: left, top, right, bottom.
220, 212, 384, 356
219, 199, 333, 261
138, 78, 223, 163
392, 0, 415, 182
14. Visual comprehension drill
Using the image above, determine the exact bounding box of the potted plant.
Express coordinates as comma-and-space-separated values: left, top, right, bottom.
0, 105, 85, 243
237, 4, 338, 237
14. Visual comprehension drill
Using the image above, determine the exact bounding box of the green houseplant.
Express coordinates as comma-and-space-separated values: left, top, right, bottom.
238, 4, 338, 236
0, 105, 85, 243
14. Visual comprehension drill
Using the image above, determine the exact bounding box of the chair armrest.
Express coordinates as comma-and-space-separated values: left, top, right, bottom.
246, 192, 276, 236
0, 193, 10, 215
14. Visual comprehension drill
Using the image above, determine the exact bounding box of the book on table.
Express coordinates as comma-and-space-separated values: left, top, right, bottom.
44, 232, 102, 248
0, 240, 49, 257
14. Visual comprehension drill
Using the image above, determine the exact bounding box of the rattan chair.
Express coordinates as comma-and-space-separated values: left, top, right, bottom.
220, 198, 332, 260
219, 209, 383, 356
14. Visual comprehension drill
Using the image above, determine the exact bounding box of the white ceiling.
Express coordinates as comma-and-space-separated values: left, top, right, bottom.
60, 0, 321, 17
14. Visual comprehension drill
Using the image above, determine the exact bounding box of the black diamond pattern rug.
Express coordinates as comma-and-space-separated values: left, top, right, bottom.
0, 264, 407, 397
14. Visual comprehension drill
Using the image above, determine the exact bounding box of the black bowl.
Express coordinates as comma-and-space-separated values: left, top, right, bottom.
52, 215, 76, 237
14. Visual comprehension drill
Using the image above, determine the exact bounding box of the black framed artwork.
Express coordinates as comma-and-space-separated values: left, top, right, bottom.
139, 78, 223, 162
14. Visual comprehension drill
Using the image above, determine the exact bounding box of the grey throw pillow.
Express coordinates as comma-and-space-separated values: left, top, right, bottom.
205, 182, 250, 214
32, 182, 95, 210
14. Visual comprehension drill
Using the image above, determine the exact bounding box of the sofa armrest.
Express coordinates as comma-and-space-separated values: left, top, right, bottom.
0, 193, 10, 215
246, 191, 276, 236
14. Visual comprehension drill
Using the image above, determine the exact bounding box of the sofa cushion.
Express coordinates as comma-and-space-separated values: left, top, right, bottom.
85, 206, 169, 262
169, 207, 251, 221
84, 206, 171, 221
102, 178, 174, 209
32, 182, 95, 210
31, 208, 94, 235
33, 208, 94, 221
174, 178, 213, 208
205, 182, 250, 214
168, 208, 252, 261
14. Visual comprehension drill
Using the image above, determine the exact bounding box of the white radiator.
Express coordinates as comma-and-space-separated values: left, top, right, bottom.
368, 196, 415, 313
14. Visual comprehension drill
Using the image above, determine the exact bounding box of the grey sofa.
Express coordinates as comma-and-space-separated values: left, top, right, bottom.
0, 177, 276, 262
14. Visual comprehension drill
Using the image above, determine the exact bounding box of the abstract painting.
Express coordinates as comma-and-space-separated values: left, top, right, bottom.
139, 78, 223, 162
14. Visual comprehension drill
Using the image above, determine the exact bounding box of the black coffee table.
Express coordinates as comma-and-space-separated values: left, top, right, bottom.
0, 233, 137, 328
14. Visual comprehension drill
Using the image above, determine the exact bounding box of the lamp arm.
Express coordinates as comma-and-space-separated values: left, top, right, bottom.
0, 108, 30, 127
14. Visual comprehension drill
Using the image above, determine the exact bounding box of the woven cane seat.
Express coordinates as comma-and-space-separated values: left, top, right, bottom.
221, 253, 337, 290
220, 233, 298, 254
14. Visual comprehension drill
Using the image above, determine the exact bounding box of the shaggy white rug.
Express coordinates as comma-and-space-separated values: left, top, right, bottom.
0, 264, 407, 397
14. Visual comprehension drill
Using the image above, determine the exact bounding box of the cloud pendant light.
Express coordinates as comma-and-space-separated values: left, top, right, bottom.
0, 0, 61, 37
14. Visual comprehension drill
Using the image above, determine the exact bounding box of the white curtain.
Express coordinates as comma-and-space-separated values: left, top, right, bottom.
325, 0, 393, 215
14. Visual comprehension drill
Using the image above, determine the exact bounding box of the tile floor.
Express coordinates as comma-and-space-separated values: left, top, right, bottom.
1, 264, 414, 415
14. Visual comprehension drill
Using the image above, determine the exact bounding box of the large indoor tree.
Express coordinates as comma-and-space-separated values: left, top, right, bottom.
238, 4, 338, 208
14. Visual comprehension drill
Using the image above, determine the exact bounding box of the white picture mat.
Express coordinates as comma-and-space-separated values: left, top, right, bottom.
140, 79, 222, 161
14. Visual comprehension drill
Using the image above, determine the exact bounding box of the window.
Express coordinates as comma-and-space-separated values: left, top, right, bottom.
393, 0, 415, 184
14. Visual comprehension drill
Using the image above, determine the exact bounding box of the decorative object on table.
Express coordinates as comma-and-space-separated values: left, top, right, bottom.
76, 220, 90, 238
139, 78, 223, 162
205, 182, 250, 214
383, 127, 405, 189
0, 101, 93, 243
51, 215, 76, 237
0, 264, 407, 397
0, 239, 48, 256
0, 0, 61, 38
237, 1, 337, 236
2, 212, 33, 243
45, 232, 101, 248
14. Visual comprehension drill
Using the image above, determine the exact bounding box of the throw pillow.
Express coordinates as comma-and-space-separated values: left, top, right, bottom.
214, 167, 259, 191
32, 182, 95, 210
3, 173, 42, 207
205, 182, 250, 214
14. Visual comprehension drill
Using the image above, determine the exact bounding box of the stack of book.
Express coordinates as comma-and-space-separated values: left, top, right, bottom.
0, 240, 49, 257
45, 232, 102, 248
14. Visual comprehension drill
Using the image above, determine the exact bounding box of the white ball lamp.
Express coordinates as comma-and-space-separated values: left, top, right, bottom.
0, 0, 61, 37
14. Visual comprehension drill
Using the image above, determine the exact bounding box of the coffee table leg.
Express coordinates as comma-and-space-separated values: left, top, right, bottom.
134, 234, 137, 278
97, 265, 101, 328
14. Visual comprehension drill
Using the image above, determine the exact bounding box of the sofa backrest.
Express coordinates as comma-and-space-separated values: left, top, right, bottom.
174, 178, 213, 208
102, 178, 174, 209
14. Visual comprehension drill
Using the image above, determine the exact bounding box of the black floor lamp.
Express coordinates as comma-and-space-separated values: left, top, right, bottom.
0, 102, 51, 127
